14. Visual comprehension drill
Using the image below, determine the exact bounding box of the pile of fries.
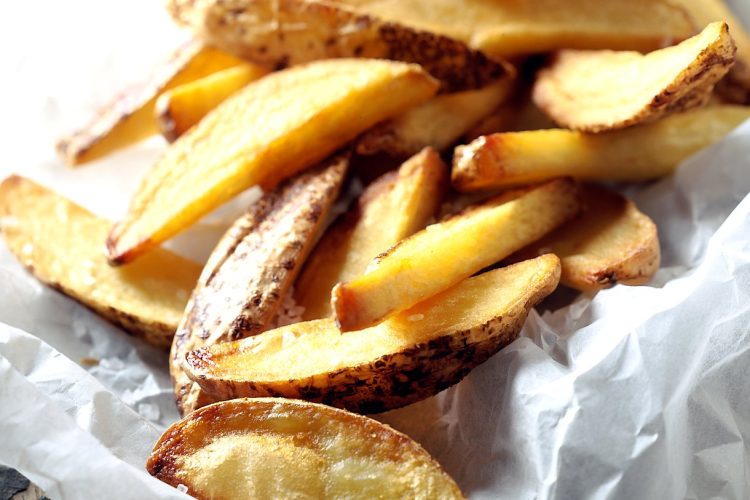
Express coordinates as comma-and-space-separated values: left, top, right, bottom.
2, 0, 750, 498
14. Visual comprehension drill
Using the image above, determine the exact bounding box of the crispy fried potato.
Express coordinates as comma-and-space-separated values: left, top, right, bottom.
532, 22, 736, 133
171, 157, 347, 416
107, 59, 438, 265
185, 256, 560, 413
0, 176, 201, 348
155, 63, 269, 142
452, 106, 750, 191
510, 185, 660, 292
356, 79, 514, 156
167, 0, 512, 93
57, 41, 245, 166
337, 0, 694, 56
331, 179, 580, 332
295, 149, 446, 320
147, 398, 464, 499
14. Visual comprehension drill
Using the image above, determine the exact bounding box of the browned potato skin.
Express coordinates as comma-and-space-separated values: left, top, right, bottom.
147, 398, 464, 499
170, 156, 348, 416
167, 0, 512, 93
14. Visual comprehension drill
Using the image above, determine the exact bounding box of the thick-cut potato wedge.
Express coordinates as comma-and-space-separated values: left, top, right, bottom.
171, 157, 347, 416
155, 63, 269, 142
0, 176, 201, 348
356, 79, 514, 157
107, 59, 438, 265
185, 256, 560, 413
167, 0, 512, 93
452, 106, 750, 191
57, 41, 245, 166
295, 149, 446, 320
510, 185, 660, 292
337, 0, 694, 56
331, 179, 580, 332
147, 398, 464, 499
532, 22, 736, 132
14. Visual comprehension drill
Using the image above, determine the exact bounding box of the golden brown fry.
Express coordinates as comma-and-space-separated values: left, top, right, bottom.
57, 40, 245, 166
167, 0, 512, 93
331, 179, 580, 332
356, 79, 514, 156
106, 59, 438, 265
184, 256, 560, 413
147, 398, 464, 498
155, 63, 269, 142
452, 106, 750, 191
171, 157, 348, 416
0, 176, 201, 348
295, 149, 446, 320
533, 22, 736, 132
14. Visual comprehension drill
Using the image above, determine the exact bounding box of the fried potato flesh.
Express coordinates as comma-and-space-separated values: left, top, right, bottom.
147, 398, 464, 499
533, 22, 736, 132
295, 149, 446, 320
331, 179, 579, 331
155, 63, 269, 142
106, 59, 438, 264
0, 176, 201, 348
184, 256, 560, 413
451, 106, 750, 191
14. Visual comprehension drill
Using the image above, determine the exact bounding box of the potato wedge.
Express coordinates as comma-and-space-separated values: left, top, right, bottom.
155, 63, 269, 142
452, 105, 750, 191
532, 22, 736, 133
510, 185, 660, 292
331, 179, 580, 332
356, 79, 514, 157
185, 256, 560, 413
336, 0, 694, 56
147, 398, 464, 499
167, 0, 512, 93
57, 40, 246, 166
107, 59, 438, 265
0, 176, 201, 348
171, 156, 347, 416
295, 149, 446, 320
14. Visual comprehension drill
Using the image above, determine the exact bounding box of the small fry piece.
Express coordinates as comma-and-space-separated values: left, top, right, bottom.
295, 149, 447, 320
185, 256, 560, 413
57, 41, 245, 166
332, 179, 580, 332
107, 59, 438, 265
510, 185, 660, 292
171, 157, 348, 416
533, 22, 736, 132
356, 79, 514, 156
452, 106, 750, 191
0, 176, 201, 348
167, 0, 512, 93
155, 63, 269, 142
147, 398, 464, 499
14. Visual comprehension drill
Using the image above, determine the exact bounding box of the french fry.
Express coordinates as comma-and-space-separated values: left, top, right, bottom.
452, 106, 750, 191
155, 63, 269, 142
167, 0, 512, 93
57, 40, 246, 166
331, 179, 580, 332
184, 256, 560, 413
532, 22, 736, 132
171, 156, 348, 416
0, 176, 201, 349
356, 79, 514, 156
295, 148, 446, 320
106, 59, 439, 265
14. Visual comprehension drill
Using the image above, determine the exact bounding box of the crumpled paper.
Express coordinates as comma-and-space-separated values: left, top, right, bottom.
1, 1, 750, 498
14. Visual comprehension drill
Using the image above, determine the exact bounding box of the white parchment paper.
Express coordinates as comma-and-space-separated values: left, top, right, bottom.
1, 1, 749, 498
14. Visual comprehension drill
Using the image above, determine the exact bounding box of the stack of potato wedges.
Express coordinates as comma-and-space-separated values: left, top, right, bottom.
3, 0, 750, 497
